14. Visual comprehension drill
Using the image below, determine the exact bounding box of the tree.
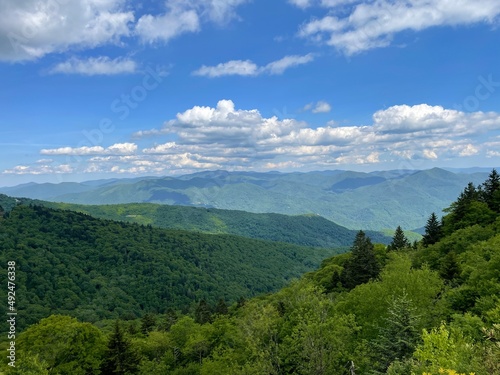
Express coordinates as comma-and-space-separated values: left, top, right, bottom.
371, 293, 420, 374
140, 313, 156, 335
388, 226, 410, 251
158, 308, 178, 331
481, 168, 500, 212
195, 300, 212, 324
100, 320, 140, 375
422, 212, 442, 246
341, 231, 380, 290
16, 315, 106, 375
214, 298, 229, 316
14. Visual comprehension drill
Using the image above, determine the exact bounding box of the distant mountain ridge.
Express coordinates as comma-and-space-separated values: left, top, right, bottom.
27, 201, 391, 247
0, 168, 491, 230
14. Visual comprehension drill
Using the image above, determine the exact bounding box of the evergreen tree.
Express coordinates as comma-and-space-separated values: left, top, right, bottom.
341, 231, 380, 290
100, 321, 139, 375
371, 293, 420, 374
388, 226, 410, 251
326, 270, 343, 293
194, 300, 212, 324
158, 308, 178, 331
481, 168, 500, 212
214, 298, 229, 316
140, 313, 156, 335
237, 296, 246, 308
422, 212, 442, 247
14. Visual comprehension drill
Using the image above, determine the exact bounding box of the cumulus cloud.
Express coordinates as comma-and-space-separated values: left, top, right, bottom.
129, 101, 500, 173
0, 0, 134, 62
136, 0, 250, 43
40, 143, 137, 155
48, 56, 138, 75
135, 6, 200, 43
312, 101, 331, 113
298, 0, 500, 55
0, 0, 250, 61
3, 164, 73, 175
193, 54, 314, 77
10, 102, 500, 176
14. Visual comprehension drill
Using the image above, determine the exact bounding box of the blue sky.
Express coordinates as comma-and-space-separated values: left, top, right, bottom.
1, 0, 500, 186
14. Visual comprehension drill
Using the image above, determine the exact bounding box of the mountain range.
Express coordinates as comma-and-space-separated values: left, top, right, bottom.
0, 168, 491, 230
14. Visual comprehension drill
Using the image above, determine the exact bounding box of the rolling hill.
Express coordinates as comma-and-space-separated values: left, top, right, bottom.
0, 204, 338, 331
0, 168, 490, 230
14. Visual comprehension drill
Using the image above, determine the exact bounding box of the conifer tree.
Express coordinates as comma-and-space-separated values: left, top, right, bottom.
422, 213, 442, 247
140, 313, 156, 335
341, 231, 380, 290
388, 226, 410, 251
214, 298, 229, 316
158, 308, 178, 331
371, 293, 419, 374
100, 321, 139, 375
481, 168, 500, 212
237, 296, 246, 309
194, 300, 212, 324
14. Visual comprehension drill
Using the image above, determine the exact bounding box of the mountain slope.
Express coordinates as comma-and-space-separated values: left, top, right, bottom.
0, 168, 490, 230
0, 205, 337, 331
33, 201, 391, 247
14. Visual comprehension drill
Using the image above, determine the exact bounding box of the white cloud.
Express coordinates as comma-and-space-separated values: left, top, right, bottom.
298, 0, 500, 55
312, 100, 331, 113
0, 0, 134, 62
288, 0, 313, 9
135, 0, 250, 43
193, 60, 259, 77
48, 56, 137, 75
3, 164, 73, 175
130, 101, 500, 172
263, 54, 315, 75
135, 7, 200, 43
17, 101, 500, 175
193, 54, 314, 77
0, 0, 250, 61
40, 143, 137, 155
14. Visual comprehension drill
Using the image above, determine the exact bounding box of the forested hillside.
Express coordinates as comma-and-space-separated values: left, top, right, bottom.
2, 170, 499, 374
0, 168, 489, 230
30, 201, 391, 247
0, 205, 337, 332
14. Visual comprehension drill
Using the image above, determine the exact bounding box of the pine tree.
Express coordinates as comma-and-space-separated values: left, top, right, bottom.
481, 168, 500, 212
158, 308, 178, 331
100, 321, 140, 375
341, 231, 380, 290
422, 212, 442, 247
371, 293, 419, 374
140, 313, 156, 335
388, 226, 410, 251
214, 298, 229, 316
237, 296, 246, 309
194, 300, 212, 324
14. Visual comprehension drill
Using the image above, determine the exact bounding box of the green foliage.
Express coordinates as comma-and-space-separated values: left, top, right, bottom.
29, 200, 391, 247
388, 225, 411, 251
0, 205, 336, 330
370, 292, 420, 373
422, 212, 443, 246
341, 231, 381, 290
2, 170, 500, 374
412, 323, 486, 374
14, 315, 105, 375
101, 321, 140, 375
194, 300, 212, 324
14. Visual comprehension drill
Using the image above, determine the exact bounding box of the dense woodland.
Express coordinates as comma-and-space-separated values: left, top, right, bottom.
3, 199, 391, 247
1, 170, 500, 374
0, 205, 336, 331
